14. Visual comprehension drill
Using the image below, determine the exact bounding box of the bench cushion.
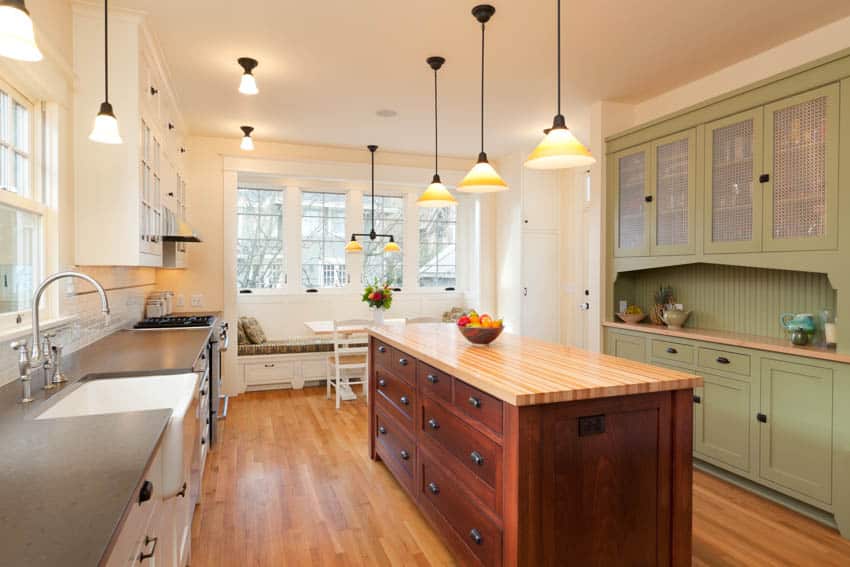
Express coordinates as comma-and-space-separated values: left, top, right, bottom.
238, 340, 334, 356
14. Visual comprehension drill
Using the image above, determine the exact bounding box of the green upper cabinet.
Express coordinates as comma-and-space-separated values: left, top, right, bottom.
651, 129, 697, 256
613, 144, 651, 257
763, 83, 840, 252
704, 109, 764, 254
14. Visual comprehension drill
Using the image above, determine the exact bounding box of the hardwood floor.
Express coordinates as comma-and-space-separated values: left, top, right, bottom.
192, 388, 850, 566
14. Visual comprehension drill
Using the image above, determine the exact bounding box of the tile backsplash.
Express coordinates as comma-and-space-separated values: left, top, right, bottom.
0, 267, 156, 387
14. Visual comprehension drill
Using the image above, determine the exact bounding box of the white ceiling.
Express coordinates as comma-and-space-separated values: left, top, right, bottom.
114, 0, 850, 157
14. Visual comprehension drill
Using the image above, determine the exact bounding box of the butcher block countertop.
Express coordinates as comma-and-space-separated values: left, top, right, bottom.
368, 322, 702, 406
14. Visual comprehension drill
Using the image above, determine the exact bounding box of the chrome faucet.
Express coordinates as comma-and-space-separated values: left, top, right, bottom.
10, 340, 34, 403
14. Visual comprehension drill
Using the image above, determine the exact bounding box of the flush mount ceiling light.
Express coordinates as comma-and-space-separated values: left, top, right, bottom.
417, 56, 457, 208
524, 0, 594, 170
238, 57, 259, 95
458, 5, 508, 194
0, 0, 43, 61
89, 0, 122, 144
346, 145, 400, 254
240, 126, 255, 151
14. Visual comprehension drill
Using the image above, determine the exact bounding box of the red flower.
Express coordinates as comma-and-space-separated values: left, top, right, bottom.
373, 292, 383, 302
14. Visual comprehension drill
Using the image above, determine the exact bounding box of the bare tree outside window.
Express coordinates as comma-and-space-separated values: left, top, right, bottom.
237, 188, 284, 289
302, 191, 347, 288
418, 207, 456, 288
363, 195, 404, 286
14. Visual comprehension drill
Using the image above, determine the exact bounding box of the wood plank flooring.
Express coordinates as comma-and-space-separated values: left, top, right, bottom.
192, 388, 850, 566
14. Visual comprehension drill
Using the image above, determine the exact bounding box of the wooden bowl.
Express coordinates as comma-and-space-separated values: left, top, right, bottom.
458, 325, 504, 345
616, 312, 647, 325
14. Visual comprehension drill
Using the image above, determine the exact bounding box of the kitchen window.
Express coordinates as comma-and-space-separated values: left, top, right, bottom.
301, 191, 347, 288
237, 188, 285, 290
362, 195, 404, 286
419, 207, 456, 288
0, 79, 42, 323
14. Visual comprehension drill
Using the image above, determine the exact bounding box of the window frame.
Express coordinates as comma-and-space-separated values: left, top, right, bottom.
361, 193, 405, 287
417, 205, 458, 289
236, 186, 286, 291
300, 189, 348, 290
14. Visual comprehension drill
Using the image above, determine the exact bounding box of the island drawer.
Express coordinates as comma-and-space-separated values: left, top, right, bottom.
375, 404, 416, 487
419, 450, 502, 567
418, 361, 453, 404
421, 397, 501, 489
374, 341, 416, 385
375, 368, 416, 425
454, 380, 503, 435
651, 339, 695, 366
698, 347, 750, 376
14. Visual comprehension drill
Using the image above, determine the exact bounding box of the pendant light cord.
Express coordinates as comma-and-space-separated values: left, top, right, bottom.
433, 67, 439, 176
104, 0, 109, 103
370, 148, 375, 232
480, 20, 485, 154
556, 0, 561, 117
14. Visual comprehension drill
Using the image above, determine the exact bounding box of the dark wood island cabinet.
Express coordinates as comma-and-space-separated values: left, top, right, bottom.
368, 323, 702, 567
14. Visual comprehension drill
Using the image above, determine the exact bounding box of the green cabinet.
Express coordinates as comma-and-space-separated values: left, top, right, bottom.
651, 129, 697, 256
613, 145, 651, 257
606, 330, 647, 362
694, 373, 753, 474
758, 358, 833, 504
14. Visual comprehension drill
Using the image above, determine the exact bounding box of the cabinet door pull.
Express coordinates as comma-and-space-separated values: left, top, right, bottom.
693, 395, 701, 404
399, 449, 410, 460
468, 396, 481, 409
139, 480, 154, 504
398, 358, 409, 367
757, 413, 768, 423
759, 173, 770, 183
139, 536, 158, 561
177, 482, 187, 498
716, 356, 730, 365
377, 345, 387, 353
264, 363, 275, 368
470, 451, 484, 466
428, 482, 440, 494
644, 195, 653, 203
399, 395, 409, 406
666, 347, 678, 354
378, 378, 387, 387
427, 374, 439, 384
378, 425, 387, 435
428, 418, 440, 430
469, 529, 483, 545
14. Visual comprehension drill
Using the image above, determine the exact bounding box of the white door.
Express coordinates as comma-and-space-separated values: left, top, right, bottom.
521, 232, 560, 342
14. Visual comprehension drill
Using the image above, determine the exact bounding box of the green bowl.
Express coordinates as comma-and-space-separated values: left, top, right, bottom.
457, 325, 504, 345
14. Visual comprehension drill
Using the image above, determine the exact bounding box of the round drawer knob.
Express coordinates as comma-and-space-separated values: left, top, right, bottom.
470, 451, 484, 466
468, 396, 481, 408
378, 346, 387, 353
428, 482, 439, 494
427, 374, 439, 384
399, 396, 409, 405
398, 358, 408, 366
400, 449, 410, 460
378, 379, 387, 387
378, 425, 387, 434
428, 418, 440, 430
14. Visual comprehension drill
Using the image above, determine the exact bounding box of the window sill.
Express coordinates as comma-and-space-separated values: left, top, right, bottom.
0, 315, 79, 343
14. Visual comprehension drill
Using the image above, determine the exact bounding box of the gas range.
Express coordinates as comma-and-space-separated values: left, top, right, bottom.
133, 315, 216, 330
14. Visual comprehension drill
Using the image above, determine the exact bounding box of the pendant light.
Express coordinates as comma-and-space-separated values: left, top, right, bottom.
238, 57, 259, 95
417, 56, 457, 208
457, 5, 508, 193
0, 0, 42, 61
524, 0, 594, 170
240, 126, 255, 151
89, 0, 122, 144
346, 145, 400, 253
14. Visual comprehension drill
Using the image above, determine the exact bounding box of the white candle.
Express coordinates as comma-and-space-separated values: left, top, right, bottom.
825, 322, 837, 346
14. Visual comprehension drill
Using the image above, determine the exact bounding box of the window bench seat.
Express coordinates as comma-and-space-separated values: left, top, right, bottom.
238, 337, 334, 391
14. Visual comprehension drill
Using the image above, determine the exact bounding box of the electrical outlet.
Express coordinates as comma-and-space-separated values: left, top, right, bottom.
176, 294, 185, 308
191, 294, 203, 307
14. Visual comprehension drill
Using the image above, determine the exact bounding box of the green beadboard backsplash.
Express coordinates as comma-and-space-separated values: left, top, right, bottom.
614, 264, 837, 340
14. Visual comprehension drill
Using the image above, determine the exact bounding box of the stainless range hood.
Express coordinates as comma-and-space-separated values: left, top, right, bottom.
162, 219, 202, 243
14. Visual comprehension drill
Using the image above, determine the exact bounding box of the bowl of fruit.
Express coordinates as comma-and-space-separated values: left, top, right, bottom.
616, 305, 647, 325
456, 310, 505, 345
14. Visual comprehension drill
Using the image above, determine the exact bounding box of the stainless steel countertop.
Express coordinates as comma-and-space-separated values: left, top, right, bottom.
0, 321, 216, 567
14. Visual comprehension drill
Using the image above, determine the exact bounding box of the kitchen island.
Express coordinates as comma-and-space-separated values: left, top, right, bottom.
368, 322, 702, 566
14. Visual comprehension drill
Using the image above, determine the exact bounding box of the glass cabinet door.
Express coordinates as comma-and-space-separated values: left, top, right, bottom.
613, 145, 650, 257
651, 129, 696, 256
704, 109, 763, 254
763, 83, 839, 252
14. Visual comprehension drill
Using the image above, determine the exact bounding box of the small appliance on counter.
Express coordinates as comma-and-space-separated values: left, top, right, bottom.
145, 291, 175, 318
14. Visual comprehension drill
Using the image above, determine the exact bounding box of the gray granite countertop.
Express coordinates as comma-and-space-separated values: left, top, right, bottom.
0, 322, 215, 567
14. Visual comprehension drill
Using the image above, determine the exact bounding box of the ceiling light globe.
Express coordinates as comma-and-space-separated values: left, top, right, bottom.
240, 135, 255, 151
239, 73, 258, 95
416, 181, 457, 208
525, 127, 596, 170
457, 160, 509, 193
0, 3, 43, 62
89, 104, 122, 144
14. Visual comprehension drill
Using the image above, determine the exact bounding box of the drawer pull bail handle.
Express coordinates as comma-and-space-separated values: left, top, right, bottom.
468, 396, 481, 408
666, 347, 678, 354
716, 356, 730, 364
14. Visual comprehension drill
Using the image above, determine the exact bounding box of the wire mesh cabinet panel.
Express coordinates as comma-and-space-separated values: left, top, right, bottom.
613, 144, 651, 257
651, 129, 697, 256
704, 109, 764, 254
763, 83, 839, 252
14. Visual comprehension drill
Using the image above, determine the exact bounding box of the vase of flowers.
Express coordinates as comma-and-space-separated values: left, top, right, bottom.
362, 280, 393, 325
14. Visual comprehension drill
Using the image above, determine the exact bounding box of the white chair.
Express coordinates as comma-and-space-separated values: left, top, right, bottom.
405, 316, 442, 323
326, 319, 370, 409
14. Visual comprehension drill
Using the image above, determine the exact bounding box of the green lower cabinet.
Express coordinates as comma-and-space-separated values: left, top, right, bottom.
694, 373, 753, 475
758, 358, 833, 505
606, 330, 647, 363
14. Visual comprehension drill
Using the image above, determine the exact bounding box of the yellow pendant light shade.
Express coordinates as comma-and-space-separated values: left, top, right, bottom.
525, 124, 595, 170
457, 155, 508, 193
417, 175, 457, 208
383, 240, 401, 253
0, 1, 43, 62
345, 238, 363, 253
